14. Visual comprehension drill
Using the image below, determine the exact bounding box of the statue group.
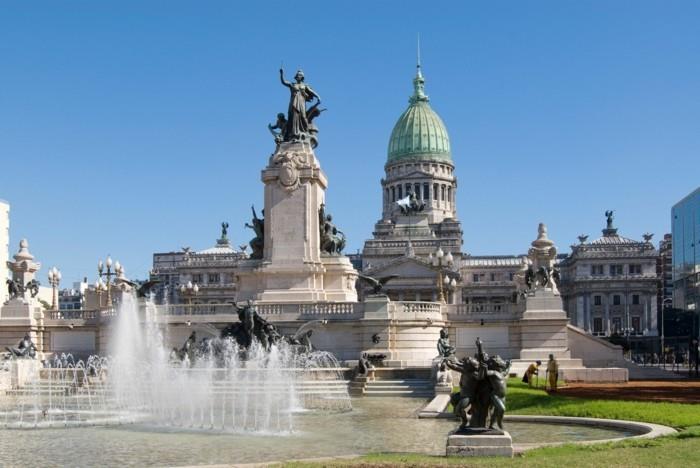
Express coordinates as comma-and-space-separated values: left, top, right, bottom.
440, 334, 511, 433
269, 68, 325, 148
172, 301, 317, 365
5, 279, 40, 301
4, 334, 37, 359
244, 205, 264, 259
319, 203, 346, 255
397, 191, 425, 216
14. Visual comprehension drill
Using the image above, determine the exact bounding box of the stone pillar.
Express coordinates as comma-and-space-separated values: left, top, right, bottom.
235, 141, 357, 303
604, 294, 611, 336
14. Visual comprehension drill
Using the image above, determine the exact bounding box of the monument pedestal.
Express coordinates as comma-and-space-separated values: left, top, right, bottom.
235, 141, 358, 303
0, 299, 44, 355
446, 430, 514, 457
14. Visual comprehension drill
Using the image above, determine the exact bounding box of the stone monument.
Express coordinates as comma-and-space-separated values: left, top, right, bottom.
516, 224, 572, 364
444, 338, 513, 457
235, 68, 358, 303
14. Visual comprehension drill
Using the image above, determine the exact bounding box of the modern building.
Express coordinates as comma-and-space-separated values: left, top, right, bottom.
0, 199, 9, 305
672, 187, 700, 312
558, 214, 659, 338
58, 280, 89, 311
657, 233, 673, 320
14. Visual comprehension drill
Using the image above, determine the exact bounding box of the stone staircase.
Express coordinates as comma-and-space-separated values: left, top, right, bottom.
364, 377, 433, 398
350, 367, 434, 398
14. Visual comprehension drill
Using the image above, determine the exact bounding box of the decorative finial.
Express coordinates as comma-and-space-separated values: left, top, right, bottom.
643, 232, 654, 243
410, 39, 428, 104
417, 33, 421, 71
578, 234, 589, 244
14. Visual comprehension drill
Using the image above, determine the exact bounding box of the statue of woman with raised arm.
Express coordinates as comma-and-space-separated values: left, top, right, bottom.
279, 68, 321, 142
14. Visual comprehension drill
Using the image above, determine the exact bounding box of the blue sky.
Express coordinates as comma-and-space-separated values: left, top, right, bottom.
1, 1, 698, 285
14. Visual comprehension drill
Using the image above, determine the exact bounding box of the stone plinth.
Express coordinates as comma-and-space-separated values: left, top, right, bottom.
446, 430, 513, 457
9, 359, 41, 388
520, 289, 570, 362
235, 140, 358, 303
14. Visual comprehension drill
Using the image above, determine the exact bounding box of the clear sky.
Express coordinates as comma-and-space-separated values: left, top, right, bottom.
1, 1, 699, 285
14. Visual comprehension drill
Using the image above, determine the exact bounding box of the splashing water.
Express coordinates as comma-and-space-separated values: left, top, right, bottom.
0, 294, 351, 431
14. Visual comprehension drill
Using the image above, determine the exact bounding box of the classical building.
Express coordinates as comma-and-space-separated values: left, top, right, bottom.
558, 214, 659, 338
0, 199, 9, 305
150, 225, 246, 305
672, 187, 700, 312
361, 62, 463, 302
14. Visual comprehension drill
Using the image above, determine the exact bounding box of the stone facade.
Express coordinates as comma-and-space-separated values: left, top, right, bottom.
0, 199, 8, 305
558, 219, 659, 337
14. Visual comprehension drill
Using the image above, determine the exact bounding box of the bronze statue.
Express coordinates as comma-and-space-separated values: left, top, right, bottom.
244, 206, 264, 259
268, 112, 287, 144
437, 328, 456, 358
221, 222, 229, 240
357, 274, 399, 295
397, 190, 425, 216
5, 334, 37, 359
444, 338, 511, 433
6, 279, 21, 300
319, 204, 346, 255
279, 68, 321, 143
24, 279, 40, 298
605, 210, 614, 229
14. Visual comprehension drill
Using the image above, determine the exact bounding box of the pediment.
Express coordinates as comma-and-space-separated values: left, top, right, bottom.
367, 256, 436, 279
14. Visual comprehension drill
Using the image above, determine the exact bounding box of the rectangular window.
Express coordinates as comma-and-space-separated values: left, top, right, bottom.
612, 317, 622, 333
423, 183, 430, 200
433, 183, 438, 200
629, 264, 642, 275
391, 187, 395, 202
398, 186, 402, 199
632, 316, 641, 333
208, 273, 220, 283
613, 295, 621, 306
441, 185, 446, 201
593, 317, 603, 333
472, 274, 480, 283
632, 294, 640, 305
591, 265, 604, 276
191, 274, 203, 283
509, 272, 514, 281
448, 187, 452, 203
490, 273, 496, 282
414, 183, 421, 199
594, 295, 602, 306
610, 264, 623, 276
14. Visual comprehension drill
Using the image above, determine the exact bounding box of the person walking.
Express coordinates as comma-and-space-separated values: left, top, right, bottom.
546, 354, 559, 392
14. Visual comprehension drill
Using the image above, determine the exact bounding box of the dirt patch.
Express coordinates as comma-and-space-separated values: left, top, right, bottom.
558, 380, 700, 403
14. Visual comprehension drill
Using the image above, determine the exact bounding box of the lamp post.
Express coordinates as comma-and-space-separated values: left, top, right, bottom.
94, 278, 107, 308
662, 297, 672, 367
429, 246, 454, 303
48, 267, 62, 310
97, 255, 122, 307
180, 281, 199, 305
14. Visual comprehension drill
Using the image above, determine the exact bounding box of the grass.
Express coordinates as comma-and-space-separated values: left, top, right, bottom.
283, 379, 700, 467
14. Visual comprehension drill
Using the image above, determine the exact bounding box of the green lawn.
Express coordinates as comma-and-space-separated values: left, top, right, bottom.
284, 379, 700, 467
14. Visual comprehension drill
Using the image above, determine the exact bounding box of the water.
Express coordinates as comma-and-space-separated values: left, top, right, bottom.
0, 398, 638, 467
0, 294, 351, 431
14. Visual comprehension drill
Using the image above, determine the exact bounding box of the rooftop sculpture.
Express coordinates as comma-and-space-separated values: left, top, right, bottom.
273, 68, 324, 147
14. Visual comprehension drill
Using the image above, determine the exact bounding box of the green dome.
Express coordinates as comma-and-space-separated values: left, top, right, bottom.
387, 66, 451, 163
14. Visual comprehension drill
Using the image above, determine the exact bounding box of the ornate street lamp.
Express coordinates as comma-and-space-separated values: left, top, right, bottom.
48, 266, 62, 310
97, 255, 122, 307
429, 246, 455, 303
180, 280, 199, 305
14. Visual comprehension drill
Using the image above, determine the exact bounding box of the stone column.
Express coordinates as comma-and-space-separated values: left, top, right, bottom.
604, 294, 611, 336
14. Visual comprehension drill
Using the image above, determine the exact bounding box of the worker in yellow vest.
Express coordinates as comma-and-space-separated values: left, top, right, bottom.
546, 354, 559, 392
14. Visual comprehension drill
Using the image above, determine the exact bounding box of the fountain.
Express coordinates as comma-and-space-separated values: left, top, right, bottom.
0, 294, 351, 431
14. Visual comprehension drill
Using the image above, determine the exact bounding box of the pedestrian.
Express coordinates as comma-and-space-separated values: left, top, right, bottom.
522, 360, 541, 388
546, 354, 559, 392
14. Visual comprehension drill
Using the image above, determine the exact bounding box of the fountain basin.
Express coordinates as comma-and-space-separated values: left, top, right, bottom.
0, 397, 674, 466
